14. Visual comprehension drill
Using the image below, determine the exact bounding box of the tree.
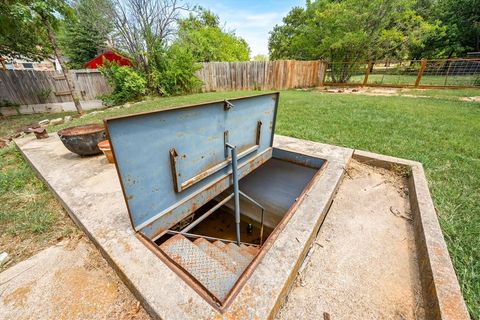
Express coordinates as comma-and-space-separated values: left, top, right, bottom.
437, 0, 479, 55
5, 0, 83, 113
0, 1, 50, 61
61, 0, 112, 69
106, 0, 189, 77
172, 8, 250, 62
252, 54, 269, 61
413, 0, 479, 58
269, 0, 436, 82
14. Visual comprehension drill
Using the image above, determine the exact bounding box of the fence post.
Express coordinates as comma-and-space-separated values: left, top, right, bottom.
363, 61, 373, 86
443, 60, 453, 86
322, 61, 328, 85
318, 61, 327, 86
415, 59, 427, 87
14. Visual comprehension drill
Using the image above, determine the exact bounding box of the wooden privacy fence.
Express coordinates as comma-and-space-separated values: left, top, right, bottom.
0, 69, 111, 106
196, 60, 326, 92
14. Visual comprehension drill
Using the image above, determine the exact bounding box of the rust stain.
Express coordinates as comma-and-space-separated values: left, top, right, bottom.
51, 267, 118, 319
94, 227, 110, 240
3, 282, 33, 307
57, 124, 104, 136
118, 238, 133, 252
432, 244, 446, 258
221, 284, 262, 319
190, 202, 199, 212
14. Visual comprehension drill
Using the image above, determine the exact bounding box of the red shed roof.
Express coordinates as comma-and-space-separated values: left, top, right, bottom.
82, 50, 132, 69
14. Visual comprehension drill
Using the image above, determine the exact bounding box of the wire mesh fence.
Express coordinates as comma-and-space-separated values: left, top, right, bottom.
323, 58, 480, 88
367, 60, 421, 85
422, 59, 480, 86
324, 61, 367, 84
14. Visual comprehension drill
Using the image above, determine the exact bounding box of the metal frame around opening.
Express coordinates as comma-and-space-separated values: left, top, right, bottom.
136, 158, 328, 313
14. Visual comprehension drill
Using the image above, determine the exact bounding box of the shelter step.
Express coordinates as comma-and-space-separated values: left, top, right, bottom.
222, 243, 254, 269
160, 235, 257, 301
194, 238, 243, 275
240, 244, 260, 256
213, 240, 226, 250
160, 234, 237, 301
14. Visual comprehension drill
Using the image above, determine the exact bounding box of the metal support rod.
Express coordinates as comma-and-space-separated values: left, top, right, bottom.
226, 143, 241, 245
259, 208, 264, 245
239, 190, 265, 245
180, 193, 234, 234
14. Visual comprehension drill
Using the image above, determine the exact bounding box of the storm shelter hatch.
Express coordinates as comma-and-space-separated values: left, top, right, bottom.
105, 92, 327, 311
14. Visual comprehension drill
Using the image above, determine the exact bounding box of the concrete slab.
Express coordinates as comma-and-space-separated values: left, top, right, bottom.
15, 134, 352, 319
0, 237, 150, 320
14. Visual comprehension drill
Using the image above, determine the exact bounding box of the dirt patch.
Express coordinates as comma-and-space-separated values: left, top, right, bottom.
276, 160, 425, 319
461, 96, 480, 102
321, 86, 433, 98
0, 237, 151, 320
321, 86, 402, 96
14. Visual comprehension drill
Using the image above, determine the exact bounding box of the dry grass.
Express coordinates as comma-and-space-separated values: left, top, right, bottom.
0, 144, 80, 272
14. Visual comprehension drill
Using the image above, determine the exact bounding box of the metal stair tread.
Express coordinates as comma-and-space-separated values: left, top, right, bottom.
194, 238, 243, 275
223, 243, 254, 269
213, 240, 226, 249
227, 242, 251, 258
160, 234, 237, 301
239, 245, 257, 258
240, 244, 259, 256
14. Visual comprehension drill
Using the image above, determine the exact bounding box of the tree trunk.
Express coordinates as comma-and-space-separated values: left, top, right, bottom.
44, 18, 83, 114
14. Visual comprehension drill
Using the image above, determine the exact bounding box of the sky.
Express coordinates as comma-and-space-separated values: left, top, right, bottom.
195, 0, 305, 57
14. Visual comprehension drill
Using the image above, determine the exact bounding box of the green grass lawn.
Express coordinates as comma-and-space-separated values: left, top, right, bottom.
1, 89, 479, 317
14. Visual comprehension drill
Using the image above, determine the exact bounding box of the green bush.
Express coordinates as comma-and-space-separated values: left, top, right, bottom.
148, 44, 202, 96
99, 62, 146, 105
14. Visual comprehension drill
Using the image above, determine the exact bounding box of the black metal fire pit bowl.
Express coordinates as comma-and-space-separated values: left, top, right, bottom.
58, 124, 106, 156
